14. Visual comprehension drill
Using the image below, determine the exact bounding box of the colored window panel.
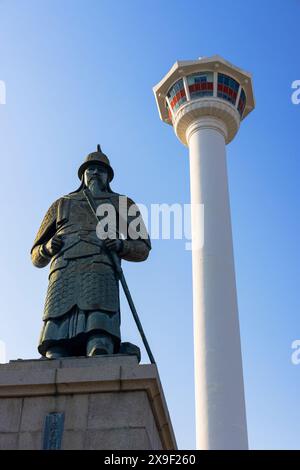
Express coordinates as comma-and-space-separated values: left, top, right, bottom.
187, 72, 213, 99
217, 73, 240, 106
238, 88, 246, 117
167, 79, 187, 113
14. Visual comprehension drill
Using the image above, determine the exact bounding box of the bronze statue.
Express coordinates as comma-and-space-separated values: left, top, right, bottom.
31, 146, 151, 360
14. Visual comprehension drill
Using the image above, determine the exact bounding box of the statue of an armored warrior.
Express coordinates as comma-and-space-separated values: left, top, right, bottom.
31, 146, 151, 359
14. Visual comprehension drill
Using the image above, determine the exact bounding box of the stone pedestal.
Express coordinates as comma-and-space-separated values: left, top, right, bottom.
0, 355, 177, 450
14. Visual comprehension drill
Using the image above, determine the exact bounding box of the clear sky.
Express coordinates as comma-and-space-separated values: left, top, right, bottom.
0, 0, 299, 450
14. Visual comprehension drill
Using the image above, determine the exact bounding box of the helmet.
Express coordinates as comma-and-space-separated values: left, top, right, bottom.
78, 145, 114, 181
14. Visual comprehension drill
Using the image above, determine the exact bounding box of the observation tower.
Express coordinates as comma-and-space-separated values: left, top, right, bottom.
153, 55, 255, 450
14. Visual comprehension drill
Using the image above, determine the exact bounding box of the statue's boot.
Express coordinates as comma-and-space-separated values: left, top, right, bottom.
86, 332, 114, 356
45, 345, 69, 359
119, 342, 141, 363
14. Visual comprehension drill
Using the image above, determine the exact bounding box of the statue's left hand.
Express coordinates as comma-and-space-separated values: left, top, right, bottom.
103, 239, 123, 253
44, 235, 64, 257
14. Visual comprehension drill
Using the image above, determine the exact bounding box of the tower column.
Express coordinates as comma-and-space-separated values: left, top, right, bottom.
186, 117, 248, 450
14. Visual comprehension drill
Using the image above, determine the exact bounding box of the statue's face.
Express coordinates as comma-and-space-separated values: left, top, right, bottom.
84, 164, 109, 190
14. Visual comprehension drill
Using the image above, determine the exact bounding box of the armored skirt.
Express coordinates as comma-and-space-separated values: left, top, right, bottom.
38, 307, 121, 356
38, 255, 121, 356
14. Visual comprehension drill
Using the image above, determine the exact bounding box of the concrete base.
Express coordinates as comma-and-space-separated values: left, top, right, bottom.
0, 355, 177, 450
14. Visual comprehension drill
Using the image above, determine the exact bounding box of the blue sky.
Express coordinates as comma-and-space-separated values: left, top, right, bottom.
0, 0, 299, 449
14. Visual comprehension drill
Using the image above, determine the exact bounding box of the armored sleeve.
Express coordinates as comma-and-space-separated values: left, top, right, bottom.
119, 197, 151, 262
30, 199, 60, 268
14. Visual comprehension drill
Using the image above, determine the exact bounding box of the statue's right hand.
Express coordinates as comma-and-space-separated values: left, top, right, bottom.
44, 235, 64, 257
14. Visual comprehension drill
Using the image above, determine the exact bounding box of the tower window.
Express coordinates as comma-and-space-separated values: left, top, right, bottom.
187, 72, 214, 98
237, 88, 246, 117
167, 79, 187, 113
217, 73, 240, 106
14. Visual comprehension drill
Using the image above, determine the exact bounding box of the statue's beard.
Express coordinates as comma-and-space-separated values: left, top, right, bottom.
87, 177, 107, 195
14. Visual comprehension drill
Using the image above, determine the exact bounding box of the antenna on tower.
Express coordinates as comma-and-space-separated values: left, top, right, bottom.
97, 144, 101, 152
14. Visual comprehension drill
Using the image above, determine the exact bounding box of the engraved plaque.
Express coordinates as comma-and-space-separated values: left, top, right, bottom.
43, 412, 65, 450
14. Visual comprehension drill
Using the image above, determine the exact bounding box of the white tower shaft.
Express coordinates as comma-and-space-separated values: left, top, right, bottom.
187, 117, 248, 450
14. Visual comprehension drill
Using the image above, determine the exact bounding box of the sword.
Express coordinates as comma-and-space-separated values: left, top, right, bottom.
83, 187, 156, 365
